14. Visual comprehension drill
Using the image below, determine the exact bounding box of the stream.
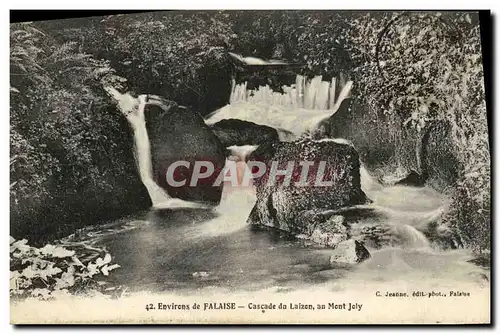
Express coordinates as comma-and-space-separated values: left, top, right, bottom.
57, 164, 489, 295
48, 84, 489, 302
25, 88, 489, 324
56, 88, 489, 296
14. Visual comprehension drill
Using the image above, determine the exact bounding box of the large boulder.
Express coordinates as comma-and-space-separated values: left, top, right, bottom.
247, 138, 370, 234
209, 118, 280, 148
144, 98, 226, 205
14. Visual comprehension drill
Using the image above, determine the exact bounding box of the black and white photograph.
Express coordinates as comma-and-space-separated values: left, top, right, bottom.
9, 9, 491, 324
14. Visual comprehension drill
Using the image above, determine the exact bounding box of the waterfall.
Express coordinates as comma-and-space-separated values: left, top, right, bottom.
205, 75, 353, 140
391, 224, 431, 249
227, 74, 351, 111
358, 162, 446, 251
106, 78, 442, 251
125, 95, 208, 209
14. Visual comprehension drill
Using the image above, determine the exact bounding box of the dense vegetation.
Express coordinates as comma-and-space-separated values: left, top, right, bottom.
10, 22, 151, 244
10, 11, 489, 255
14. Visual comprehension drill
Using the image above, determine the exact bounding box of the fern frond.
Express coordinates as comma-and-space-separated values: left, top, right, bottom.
46, 42, 78, 61
25, 25, 46, 36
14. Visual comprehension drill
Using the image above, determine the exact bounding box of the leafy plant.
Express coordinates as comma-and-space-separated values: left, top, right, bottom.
10, 237, 122, 301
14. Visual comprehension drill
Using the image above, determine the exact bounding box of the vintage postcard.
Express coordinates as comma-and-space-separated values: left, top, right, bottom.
10, 10, 491, 324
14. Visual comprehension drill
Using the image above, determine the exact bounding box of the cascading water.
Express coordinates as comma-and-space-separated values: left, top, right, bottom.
396, 224, 431, 249
31, 79, 487, 322
125, 96, 170, 206
359, 164, 437, 249
206, 75, 353, 141
213, 74, 443, 250
116, 93, 208, 210
119, 75, 447, 250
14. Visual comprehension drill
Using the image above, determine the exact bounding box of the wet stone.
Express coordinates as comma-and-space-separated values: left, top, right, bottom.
330, 239, 371, 264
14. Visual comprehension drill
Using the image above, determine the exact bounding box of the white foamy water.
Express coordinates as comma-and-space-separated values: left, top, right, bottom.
227, 144, 259, 160
206, 75, 353, 140
206, 103, 335, 139
391, 224, 431, 249
190, 184, 256, 239
359, 164, 442, 248
348, 163, 488, 293
119, 94, 209, 210
188, 146, 258, 238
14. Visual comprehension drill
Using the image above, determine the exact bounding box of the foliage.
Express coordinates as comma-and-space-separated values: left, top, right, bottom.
10, 237, 122, 300
36, 12, 237, 115
10, 22, 150, 242
342, 11, 490, 250
38, 11, 359, 113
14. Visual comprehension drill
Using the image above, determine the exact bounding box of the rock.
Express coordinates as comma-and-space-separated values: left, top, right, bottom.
330, 239, 371, 264
293, 210, 351, 247
423, 121, 460, 189
309, 215, 350, 248
247, 137, 370, 234
296, 211, 406, 250
350, 224, 404, 249
394, 170, 427, 187
209, 119, 280, 148
144, 98, 226, 205
423, 220, 463, 250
